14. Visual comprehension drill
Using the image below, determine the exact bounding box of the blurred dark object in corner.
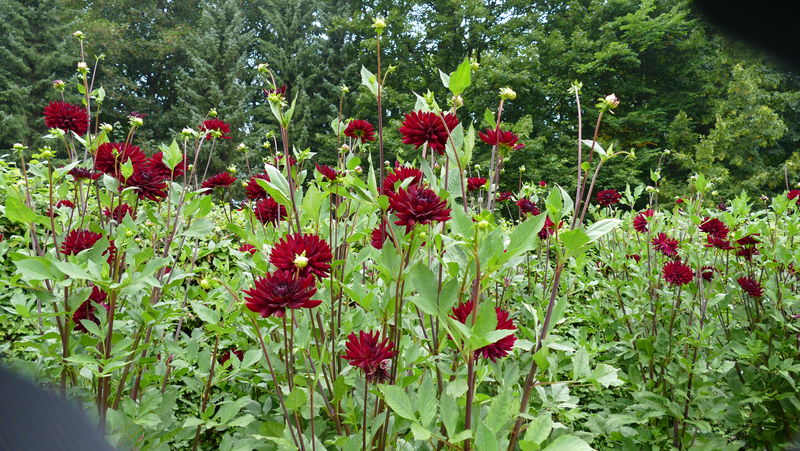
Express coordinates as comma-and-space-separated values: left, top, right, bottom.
692, 1, 799, 70
0, 365, 115, 450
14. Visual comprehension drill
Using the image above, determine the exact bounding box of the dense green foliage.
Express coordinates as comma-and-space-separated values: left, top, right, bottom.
3, 0, 800, 198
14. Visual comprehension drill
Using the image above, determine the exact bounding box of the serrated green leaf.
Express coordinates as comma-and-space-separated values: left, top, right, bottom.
379, 384, 416, 420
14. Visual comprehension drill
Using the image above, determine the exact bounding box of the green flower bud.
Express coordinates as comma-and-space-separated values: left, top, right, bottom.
604, 93, 620, 109
499, 87, 516, 100
200, 278, 211, 290
372, 17, 386, 34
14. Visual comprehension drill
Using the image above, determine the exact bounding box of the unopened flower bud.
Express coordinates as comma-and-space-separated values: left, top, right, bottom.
125, 230, 134, 237
208, 108, 218, 117
200, 278, 211, 290
53, 79, 65, 90
470, 59, 480, 71
340, 144, 350, 153
241, 181, 248, 188
181, 127, 195, 137
452, 95, 464, 108
519, 165, 526, 173
354, 165, 363, 174
262, 141, 271, 149
49, 128, 66, 138
499, 87, 516, 100
13, 143, 26, 152
604, 93, 620, 109
384, 160, 390, 166
227, 165, 237, 174
72, 30, 84, 39
293, 254, 309, 269
77, 62, 88, 74
477, 219, 489, 229
257, 63, 269, 73
128, 116, 144, 127
100, 123, 113, 133
372, 17, 386, 34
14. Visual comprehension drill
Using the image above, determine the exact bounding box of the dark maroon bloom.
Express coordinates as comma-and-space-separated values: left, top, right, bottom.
275, 154, 297, 168
596, 189, 622, 207
200, 118, 232, 140
399, 111, 459, 154
467, 177, 487, 192
243, 270, 321, 318
737, 276, 763, 297
478, 128, 524, 151
270, 233, 332, 279
254, 197, 287, 225
451, 301, 516, 361
633, 209, 654, 233
129, 111, 148, 119
239, 244, 257, 255
263, 85, 288, 97
705, 234, 733, 250
652, 233, 679, 258
68, 167, 102, 181
56, 200, 75, 209
662, 260, 694, 286
626, 254, 641, 263
516, 199, 539, 216
675, 198, 685, 205
496, 191, 512, 203
73, 286, 110, 333
201, 172, 237, 192
344, 119, 377, 142
148, 151, 187, 179
735, 234, 760, 261
43, 101, 88, 136
315, 163, 340, 181
382, 165, 424, 194
788, 190, 800, 204
341, 330, 397, 383
103, 203, 136, 222
699, 217, 729, 239
538, 216, 558, 240
121, 165, 167, 202
717, 202, 729, 211
94, 142, 147, 176
246, 173, 271, 200
220, 349, 245, 364
61, 229, 103, 255
388, 185, 452, 232
701, 266, 717, 282
371, 221, 389, 250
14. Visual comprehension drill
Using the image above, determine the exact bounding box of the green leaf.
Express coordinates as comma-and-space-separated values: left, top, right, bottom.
285, 387, 307, 411
240, 349, 261, 369
560, 229, 591, 259
484, 109, 496, 129
542, 435, 594, 451
585, 218, 621, 242
262, 164, 292, 206
52, 261, 93, 280
572, 348, 591, 379
439, 69, 451, 89
120, 159, 134, 180
408, 263, 439, 316
417, 376, 437, 427
5, 193, 38, 225
162, 139, 183, 171
523, 414, 553, 448
411, 422, 431, 441
441, 394, 458, 437
184, 219, 214, 238
15, 257, 57, 281
556, 185, 574, 221
589, 364, 624, 387
475, 423, 498, 451
546, 187, 563, 222
191, 302, 219, 325
448, 58, 472, 95
508, 214, 547, 256
378, 384, 416, 420
360, 66, 378, 97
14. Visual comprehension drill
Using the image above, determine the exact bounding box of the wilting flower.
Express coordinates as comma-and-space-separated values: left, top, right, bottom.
451, 301, 516, 361
245, 173, 271, 200
239, 244, 257, 255
652, 233, 679, 257
73, 286, 110, 332
200, 118, 232, 140
341, 330, 397, 383
254, 197, 287, 225
371, 221, 389, 250
148, 151, 187, 179
201, 172, 237, 192
399, 111, 459, 154
61, 229, 103, 255
699, 217, 729, 239
516, 199, 539, 216
103, 203, 136, 222
243, 270, 322, 318
701, 266, 717, 282
344, 119, 376, 142
478, 128, 524, 152
122, 165, 167, 202
662, 260, 694, 286
388, 185, 452, 232
315, 163, 340, 181
633, 209, 654, 233
270, 233, 332, 279
382, 165, 424, 194
496, 191, 512, 203
94, 142, 147, 176
68, 167, 102, 181
467, 177, 487, 192
596, 189, 622, 207
43, 101, 89, 136
737, 276, 763, 297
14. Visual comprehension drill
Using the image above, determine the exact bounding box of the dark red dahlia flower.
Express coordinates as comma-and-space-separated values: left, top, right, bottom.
788, 190, 800, 204
61, 229, 103, 255
662, 260, 694, 286
388, 185, 452, 232
315, 163, 340, 181
263, 85, 288, 97
201, 172, 237, 192
239, 244, 257, 255
73, 287, 110, 332
516, 199, 539, 216
626, 254, 641, 263
467, 177, 487, 192
699, 217, 729, 239
478, 128, 524, 152
200, 118, 232, 140
56, 200, 75, 209
735, 234, 760, 261
399, 111, 459, 154
701, 266, 717, 282
148, 151, 187, 179
103, 203, 136, 222
344, 119, 377, 142
270, 233, 332, 279
254, 197, 287, 225
370, 221, 389, 250
596, 189, 622, 207
68, 167, 102, 181
538, 215, 558, 240
675, 198, 685, 205
341, 330, 397, 383
243, 270, 322, 318
717, 202, 729, 211
705, 234, 733, 250
220, 349, 245, 364
382, 165, 424, 194
539, 181, 548, 187
737, 276, 763, 297
652, 233, 679, 258
246, 173, 271, 200
633, 209, 654, 233
451, 301, 516, 361
43, 101, 88, 136
94, 142, 147, 176
121, 165, 167, 202
496, 191, 513, 203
